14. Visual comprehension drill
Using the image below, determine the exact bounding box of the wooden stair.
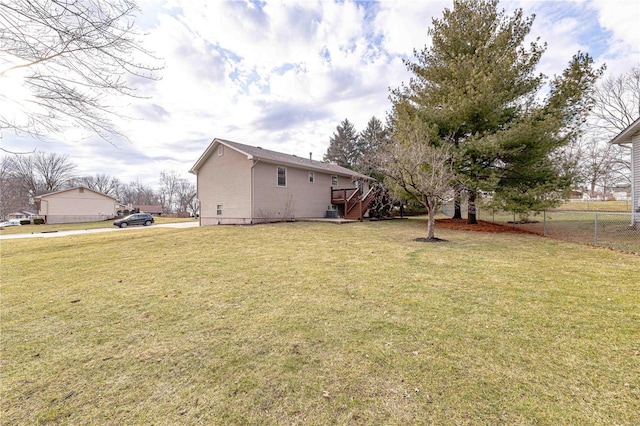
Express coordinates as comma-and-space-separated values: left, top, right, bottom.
331, 187, 378, 221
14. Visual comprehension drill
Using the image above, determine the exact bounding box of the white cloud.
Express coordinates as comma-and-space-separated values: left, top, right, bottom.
3, 0, 636, 189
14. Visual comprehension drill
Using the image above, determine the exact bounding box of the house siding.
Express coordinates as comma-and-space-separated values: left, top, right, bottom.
252, 162, 357, 223
191, 138, 375, 226
39, 188, 117, 224
197, 145, 252, 225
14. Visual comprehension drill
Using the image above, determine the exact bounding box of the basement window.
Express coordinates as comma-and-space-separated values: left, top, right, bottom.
277, 166, 287, 187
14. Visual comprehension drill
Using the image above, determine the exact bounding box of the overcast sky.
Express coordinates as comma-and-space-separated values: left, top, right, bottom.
2, 0, 639, 188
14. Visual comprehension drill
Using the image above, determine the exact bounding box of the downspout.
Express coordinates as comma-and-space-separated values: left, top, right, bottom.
251, 159, 260, 224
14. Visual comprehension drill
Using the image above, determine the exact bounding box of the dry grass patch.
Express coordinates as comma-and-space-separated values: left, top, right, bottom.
1, 220, 638, 424
556, 200, 631, 212
0, 217, 195, 235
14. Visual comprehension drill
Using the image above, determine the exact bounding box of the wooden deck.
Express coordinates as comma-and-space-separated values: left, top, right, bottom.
330, 187, 378, 221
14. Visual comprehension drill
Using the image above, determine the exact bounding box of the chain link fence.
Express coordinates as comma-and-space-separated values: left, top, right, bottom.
441, 203, 640, 253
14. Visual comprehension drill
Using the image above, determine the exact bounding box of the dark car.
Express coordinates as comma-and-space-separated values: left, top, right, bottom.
113, 213, 154, 228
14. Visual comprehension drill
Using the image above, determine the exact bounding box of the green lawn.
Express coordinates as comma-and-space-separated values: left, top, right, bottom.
556, 200, 632, 212
0, 216, 196, 235
1, 219, 638, 425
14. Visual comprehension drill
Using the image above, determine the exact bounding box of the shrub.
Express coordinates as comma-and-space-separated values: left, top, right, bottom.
19, 219, 31, 225
33, 218, 45, 225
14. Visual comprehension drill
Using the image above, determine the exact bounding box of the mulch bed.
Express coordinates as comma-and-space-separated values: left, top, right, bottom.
435, 218, 541, 235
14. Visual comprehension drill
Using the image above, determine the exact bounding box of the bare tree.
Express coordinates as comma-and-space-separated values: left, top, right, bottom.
158, 170, 180, 214
34, 151, 76, 192
174, 178, 196, 215
0, 0, 161, 144
570, 66, 640, 197
78, 173, 122, 197
120, 180, 158, 206
3, 153, 38, 200
2, 151, 76, 204
0, 156, 30, 217
577, 137, 628, 198
376, 116, 457, 241
590, 66, 640, 136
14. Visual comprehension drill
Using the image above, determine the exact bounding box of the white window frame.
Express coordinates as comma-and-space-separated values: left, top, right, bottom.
331, 175, 338, 186
277, 166, 287, 187
308, 171, 314, 183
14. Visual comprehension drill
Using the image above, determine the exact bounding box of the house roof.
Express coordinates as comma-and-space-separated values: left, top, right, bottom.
189, 138, 373, 180
8, 209, 37, 215
610, 116, 640, 145
134, 204, 163, 213
35, 186, 117, 200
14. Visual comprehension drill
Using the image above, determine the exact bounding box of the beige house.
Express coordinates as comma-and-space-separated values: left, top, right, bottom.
610, 117, 640, 223
36, 186, 119, 224
6, 210, 38, 221
189, 138, 376, 225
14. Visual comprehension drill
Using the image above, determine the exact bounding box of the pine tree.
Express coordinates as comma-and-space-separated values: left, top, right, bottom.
391, 0, 602, 224
323, 119, 359, 169
356, 116, 387, 175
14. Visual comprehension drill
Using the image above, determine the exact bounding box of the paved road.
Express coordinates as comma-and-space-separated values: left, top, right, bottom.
0, 221, 199, 240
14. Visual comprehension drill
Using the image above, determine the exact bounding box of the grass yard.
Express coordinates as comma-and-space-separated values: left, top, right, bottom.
0, 216, 196, 236
1, 219, 638, 425
555, 200, 632, 212
480, 210, 640, 253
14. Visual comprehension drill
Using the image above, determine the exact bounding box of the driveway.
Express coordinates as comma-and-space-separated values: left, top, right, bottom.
0, 221, 199, 240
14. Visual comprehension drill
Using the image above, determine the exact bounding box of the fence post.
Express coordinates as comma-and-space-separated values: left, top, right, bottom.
594, 212, 598, 246
543, 210, 547, 236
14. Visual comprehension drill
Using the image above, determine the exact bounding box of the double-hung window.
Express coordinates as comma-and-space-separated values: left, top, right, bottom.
308, 171, 314, 183
331, 175, 338, 186
277, 166, 287, 187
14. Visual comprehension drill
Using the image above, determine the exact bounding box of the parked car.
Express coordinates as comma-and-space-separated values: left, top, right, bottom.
0, 219, 22, 229
113, 213, 154, 228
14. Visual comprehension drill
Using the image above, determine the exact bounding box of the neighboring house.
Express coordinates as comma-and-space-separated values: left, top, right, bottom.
189, 138, 376, 225
134, 205, 163, 215
6, 210, 38, 221
610, 116, 640, 223
612, 184, 631, 201
35, 186, 119, 224
116, 203, 131, 216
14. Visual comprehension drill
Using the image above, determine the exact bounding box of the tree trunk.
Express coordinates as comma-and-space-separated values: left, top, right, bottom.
467, 190, 478, 224
424, 195, 436, 240
452, 188, 462, 219
426, 206, 436, 240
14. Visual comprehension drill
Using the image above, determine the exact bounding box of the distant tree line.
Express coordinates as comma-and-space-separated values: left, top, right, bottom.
0, 151, 196, 218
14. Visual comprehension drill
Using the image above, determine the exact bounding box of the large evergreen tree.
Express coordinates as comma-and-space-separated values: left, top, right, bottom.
323, 118, 359, 169
356, 116, 387, 175
391, 0, 602, 223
